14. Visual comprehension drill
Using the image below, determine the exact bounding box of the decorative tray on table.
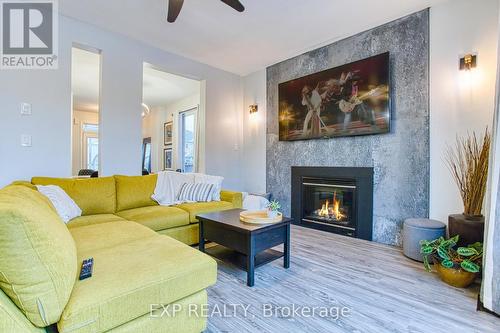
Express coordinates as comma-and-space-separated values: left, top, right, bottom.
239, 210, 283, 224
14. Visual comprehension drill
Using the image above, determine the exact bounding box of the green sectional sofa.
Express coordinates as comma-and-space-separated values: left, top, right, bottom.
0, 175, 243, 333
31, 174, 242, 245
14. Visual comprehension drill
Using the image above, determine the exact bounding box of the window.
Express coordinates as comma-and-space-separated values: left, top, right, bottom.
86, 137, 99, 170
83, 124, 99, 171
179, 109, 197, 173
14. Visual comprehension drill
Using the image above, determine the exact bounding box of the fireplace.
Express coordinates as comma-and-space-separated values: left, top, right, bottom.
291, 167, 373, 240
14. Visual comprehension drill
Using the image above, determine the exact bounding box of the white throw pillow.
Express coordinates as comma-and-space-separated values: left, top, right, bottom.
193, 173, 224, 201
177, 183, 214, 203
243, 193, 270, 211
36, 185, 82, 223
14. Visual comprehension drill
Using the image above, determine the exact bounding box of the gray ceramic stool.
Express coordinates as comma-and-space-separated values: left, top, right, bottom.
403, 218, 446, 262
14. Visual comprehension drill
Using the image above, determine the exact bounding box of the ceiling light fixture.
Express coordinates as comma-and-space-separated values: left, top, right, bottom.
142, 103, 151, 118
167, 0, 245, 23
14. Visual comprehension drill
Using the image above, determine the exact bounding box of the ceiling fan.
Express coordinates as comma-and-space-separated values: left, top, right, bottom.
167, 0, 245, 23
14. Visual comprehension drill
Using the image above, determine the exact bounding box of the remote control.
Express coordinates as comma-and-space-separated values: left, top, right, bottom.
79, 258, 94, 280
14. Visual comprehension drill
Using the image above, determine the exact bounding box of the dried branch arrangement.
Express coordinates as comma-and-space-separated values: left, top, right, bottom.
445, 129, 491, 216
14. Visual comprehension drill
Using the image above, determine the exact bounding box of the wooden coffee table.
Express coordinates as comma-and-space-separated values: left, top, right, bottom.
197, 209, 292, 287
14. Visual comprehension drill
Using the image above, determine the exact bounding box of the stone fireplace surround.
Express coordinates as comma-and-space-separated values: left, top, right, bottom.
266, 10, 430, 246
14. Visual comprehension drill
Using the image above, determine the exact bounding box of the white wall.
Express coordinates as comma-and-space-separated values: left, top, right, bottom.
164, 93, 201, 172
142, 93, 201, 174
141, 107, 158, 172
429, 0, 499, 223
237, 0, 500, 209
242, 70, 267, 194
0, 15, 244, 190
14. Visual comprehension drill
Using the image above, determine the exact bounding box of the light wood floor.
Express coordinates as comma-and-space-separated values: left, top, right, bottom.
205, 225, 498, 333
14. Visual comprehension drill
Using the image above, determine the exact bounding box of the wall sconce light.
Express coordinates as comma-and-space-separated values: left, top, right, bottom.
249, 104, 258, 114
459, 54, 477, 71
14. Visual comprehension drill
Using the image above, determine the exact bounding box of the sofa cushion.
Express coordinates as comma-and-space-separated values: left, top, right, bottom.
0, 290, 46, 333
57, 236, 217, 333
115, 175, 158, 212
175, 201, 234, 223
8, 181, 38, 191
32, 177, 116, 215
67, 214, 127, 229
70, 221, 156, 254
157, 224, 199, 246
116, 206, 189, 231
0, 186, 77, 327
108, 290, 208, 333
220, 190, 243, 208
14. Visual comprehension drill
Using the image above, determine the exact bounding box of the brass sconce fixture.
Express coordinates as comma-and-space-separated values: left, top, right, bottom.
459, 54, 477, 71
249, 104, 258, 114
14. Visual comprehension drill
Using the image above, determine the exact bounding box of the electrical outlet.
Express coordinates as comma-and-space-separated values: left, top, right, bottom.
21, 103, 32, 115
21, 134, 32, 147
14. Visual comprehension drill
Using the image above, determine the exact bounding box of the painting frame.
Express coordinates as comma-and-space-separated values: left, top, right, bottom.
278, 52, 391, 141
164, 121, 173, 145
163, 147, 173, 170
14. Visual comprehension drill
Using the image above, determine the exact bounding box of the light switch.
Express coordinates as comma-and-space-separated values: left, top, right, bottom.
21, 134, 32, 147
21, 103, 32, 115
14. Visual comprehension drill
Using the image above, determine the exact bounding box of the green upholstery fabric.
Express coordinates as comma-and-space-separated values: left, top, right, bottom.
57, 236, 217, 333
67, 214, 127, 229
115, 175, 158, 212
220, 190, 243, 209
0, 177, 239, 331
0, 186, 77, 327
108, 290, 208, 333
32, 177, 117, 215
0, 290, 45, 333
116, 206, 189, 231
70, 221, 156, 254
5, 182, 57, 213
157, 223, 199, 246
7, 181, 38, 191
175, 201, 234, 223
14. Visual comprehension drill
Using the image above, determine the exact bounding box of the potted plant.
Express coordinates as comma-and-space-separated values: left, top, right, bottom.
266, 200, 281, 218
420, 235, 482, 288
445, 129, 490, 246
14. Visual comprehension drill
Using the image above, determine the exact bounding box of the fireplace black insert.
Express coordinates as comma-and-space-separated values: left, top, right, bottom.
291, 167, 373, 240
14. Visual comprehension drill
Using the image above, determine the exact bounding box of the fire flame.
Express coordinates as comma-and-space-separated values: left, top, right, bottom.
318, 192, 345, 220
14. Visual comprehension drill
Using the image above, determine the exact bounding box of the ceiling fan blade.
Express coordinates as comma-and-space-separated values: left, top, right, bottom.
220, 0, 245, 12
167, 0, 184, 23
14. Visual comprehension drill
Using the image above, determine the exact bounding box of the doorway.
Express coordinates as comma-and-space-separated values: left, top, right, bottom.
142, 64, 201, 173
71, 46, 101, 177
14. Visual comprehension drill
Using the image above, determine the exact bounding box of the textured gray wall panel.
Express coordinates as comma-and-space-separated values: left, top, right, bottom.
266, 10, 430, 245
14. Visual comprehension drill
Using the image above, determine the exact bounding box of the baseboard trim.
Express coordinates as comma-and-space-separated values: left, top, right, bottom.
477, 295, 500, 318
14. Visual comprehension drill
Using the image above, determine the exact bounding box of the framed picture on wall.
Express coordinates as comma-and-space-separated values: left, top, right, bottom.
278, 52, 391, 141
164, 121, 173, 145
164, 147, 173, 170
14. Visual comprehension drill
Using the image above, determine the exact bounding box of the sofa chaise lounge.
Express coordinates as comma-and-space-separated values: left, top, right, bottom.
0, 175, 242, 333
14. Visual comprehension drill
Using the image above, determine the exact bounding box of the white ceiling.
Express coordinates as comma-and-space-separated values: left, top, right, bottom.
60, 0, 448, 76
142, 64, 200, 108
71, 49, 200, 112
71, 47, 100, 112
